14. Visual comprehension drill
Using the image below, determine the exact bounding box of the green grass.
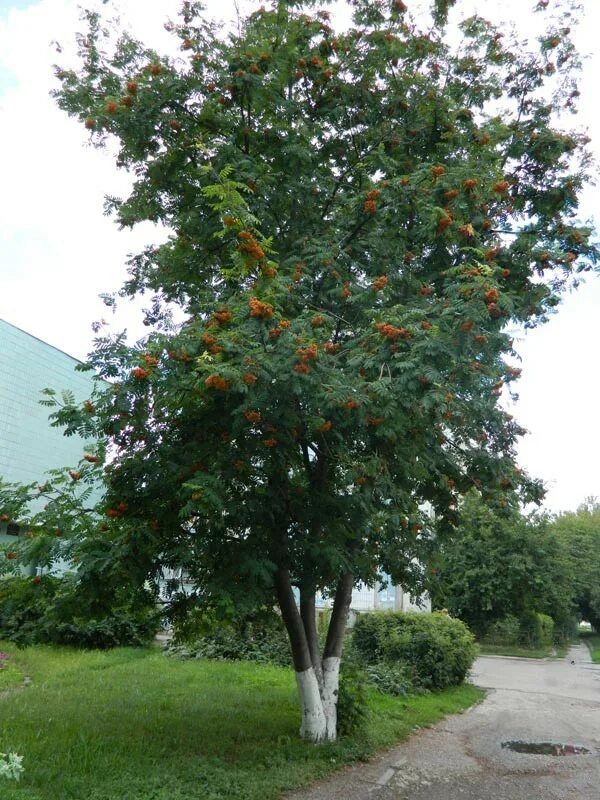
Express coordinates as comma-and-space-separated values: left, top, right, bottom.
579, 631, 600, 663
0, 644, 483, 800
477, 643, 555, 659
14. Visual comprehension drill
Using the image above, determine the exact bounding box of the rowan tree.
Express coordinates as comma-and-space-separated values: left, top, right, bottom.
4, 0, 596, 741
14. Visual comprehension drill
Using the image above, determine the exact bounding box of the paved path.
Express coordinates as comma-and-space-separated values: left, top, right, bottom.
284, 644, 600, 800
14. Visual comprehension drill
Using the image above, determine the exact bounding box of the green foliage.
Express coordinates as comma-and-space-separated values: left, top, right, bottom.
482, 611, 556, 649
363, 662, 414, 697
167, 608, 292, 667
352, 611, 476, 690
0, 576, 158, 648
1, 0, 595, 738
551, 500, 600, 630
336, 662, 370, 737
483, 615, 522, 646
430, 492, 576, 639
27, 0, 594, 614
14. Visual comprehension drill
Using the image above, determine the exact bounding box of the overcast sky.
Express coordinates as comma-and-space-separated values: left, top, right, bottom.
0, 0, 598, 513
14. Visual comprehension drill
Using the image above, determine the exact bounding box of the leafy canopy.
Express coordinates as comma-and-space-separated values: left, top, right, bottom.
3, 0, 596, 620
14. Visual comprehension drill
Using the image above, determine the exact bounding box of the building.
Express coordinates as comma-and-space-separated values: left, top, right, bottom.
0, 318, 98, 548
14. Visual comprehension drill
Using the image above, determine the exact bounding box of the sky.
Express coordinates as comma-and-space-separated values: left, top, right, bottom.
0, 0, 598, 513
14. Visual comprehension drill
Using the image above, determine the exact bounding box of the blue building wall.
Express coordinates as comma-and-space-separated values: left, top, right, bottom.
0, 318, 99, 546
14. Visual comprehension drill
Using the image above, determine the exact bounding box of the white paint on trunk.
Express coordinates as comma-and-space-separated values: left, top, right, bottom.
322, 656, 341, 741
296, 667, 327, 742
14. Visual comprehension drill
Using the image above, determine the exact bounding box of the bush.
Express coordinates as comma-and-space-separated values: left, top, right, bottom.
483, 615, 522, 646
519, 611, 554, 648
352, 611, 477, 690
336, 662, 370, 737
167, 607, 292, 667
0, 576, 159, 648
364, 662, 414, 697
482, 612, 558, 649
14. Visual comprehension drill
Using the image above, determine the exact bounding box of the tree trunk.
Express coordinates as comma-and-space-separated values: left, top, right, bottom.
274, 568, 354, 743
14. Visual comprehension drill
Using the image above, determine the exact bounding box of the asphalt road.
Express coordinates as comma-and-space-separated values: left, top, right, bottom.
285, 644, 600, 800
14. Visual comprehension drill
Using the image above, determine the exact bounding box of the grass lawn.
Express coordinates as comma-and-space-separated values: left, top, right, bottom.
579, 632, 600, 663
477, 643, 555, 659
0, 644, 483, 800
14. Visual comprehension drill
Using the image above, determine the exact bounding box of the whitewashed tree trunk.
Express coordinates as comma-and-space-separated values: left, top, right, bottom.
321, 656, 340, 741
296, 667, 328, 742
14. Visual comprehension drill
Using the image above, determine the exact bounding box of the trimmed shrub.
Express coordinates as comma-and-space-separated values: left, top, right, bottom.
352, 611, 477, 690
0, 576, 159, 648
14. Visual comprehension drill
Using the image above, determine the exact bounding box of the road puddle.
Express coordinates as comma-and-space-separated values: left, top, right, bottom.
501, 741, 590, 756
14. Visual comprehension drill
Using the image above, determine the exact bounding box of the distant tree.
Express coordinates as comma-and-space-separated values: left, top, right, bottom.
429, 491, 576, 638
551, 499, 600, 630
1, 0, 596, 740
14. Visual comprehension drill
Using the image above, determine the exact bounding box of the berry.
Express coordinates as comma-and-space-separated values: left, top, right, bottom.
84, 117, 96, 130
105, 101, 118, 114
249, 297, 273, 318
69, 471, 82, 481
132, 367, 150, 379
169, 119, 181, 131
204, 375, 230, 391
372, 275, 388, 292
126, 81, 138, 94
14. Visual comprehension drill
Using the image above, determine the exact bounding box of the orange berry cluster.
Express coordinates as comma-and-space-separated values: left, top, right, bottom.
340, 281, 352, 300
437, 213, 452, 234
363, 189, 381, 214
204, 374, 230, 390
458, 223, 475, 238
249, 297, 273, 318
132, 367, 150, 379
372, 275, 388, 292
493, 180, 510, 194
375, 322, 411, 340
431, 165, 446, 179
324, 342, 340, 354
318, 420, 333, 433
244, 410, 261, 423
213, 307, 232, 324
238, 231, 265, 261
296, 344, 318, 362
